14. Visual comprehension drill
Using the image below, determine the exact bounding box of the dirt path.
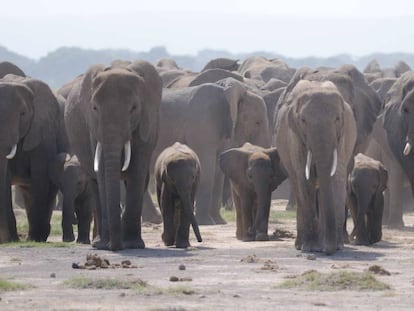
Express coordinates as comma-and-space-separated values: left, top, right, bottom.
1, 202, 414, 310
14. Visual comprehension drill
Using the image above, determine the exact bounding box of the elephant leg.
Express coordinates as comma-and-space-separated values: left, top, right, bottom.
240, 192, 255, 241
194, 151, 216, 225
75, 191, 93, 244
122, 147, 152, 249
141, 190, 162, 224
0, 167, 18, 243
386, 164, 405, 228
27, 157, 53, 242
160, 185, 175, 246
232, 190, 243, 240
175, 199, 191, 249
210, 159, 226, 224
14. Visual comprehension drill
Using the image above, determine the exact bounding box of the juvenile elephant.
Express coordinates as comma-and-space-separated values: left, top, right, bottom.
64, 60, 162, 251
219, 143, 286, 241
155, 143, 202, 248
50, 153, 94, 244
348, 153, 387, 245
275, 80, 357, 254
0, 74, 68, 243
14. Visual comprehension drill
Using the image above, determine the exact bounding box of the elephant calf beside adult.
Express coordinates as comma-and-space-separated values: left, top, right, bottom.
154, 78, 270, 225
219, 143, 286, 241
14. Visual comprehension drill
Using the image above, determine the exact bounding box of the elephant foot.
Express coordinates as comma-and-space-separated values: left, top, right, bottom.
351, 237, 369, 246
175, 239, 190, 249
76, 237, 91, 244
301, 240, 322, 253
196, 214, 216, 225
123, 238, 145, 249
63, 233, 75, 243
92, 236, 110, 250
255, 233, 269, 241
242, 232, 256, 242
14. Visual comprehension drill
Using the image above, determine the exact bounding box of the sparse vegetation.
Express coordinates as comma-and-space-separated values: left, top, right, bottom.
0, 279, 32, 292
269, 209, 296, 223
63, 276, 196, 296
278, 270, 390, 291
220, 208, 236, 222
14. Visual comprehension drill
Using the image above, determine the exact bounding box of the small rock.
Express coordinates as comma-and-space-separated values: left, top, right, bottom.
50, 273, 56, 278
233, 294, 240, 298
119, 292, 126, 298
180, 277, 192, 282
241, 254, 260, 263
121, 260, 131, 266
306, 254, 316, 261
199, 295, 206, 299
122, 264, 130, 269
169, 276, 179, 282
179, 264, 186, 271
72, 263, 80, 269
368, 265, 391, 276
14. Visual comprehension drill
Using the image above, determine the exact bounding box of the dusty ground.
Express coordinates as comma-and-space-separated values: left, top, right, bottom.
1, 201, 414, 310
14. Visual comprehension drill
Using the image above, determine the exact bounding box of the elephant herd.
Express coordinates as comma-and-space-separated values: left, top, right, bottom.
0, 56, 413, 254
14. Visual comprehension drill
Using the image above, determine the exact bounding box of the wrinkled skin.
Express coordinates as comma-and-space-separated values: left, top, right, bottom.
154, 79, 270, 226
50, 153, 94, 243
219, 143, 286, 241
64, 60, 162, 251
155, 143, 202, 248
0, 73, 68, 243
384, 71, 414, 227
275, 80, 357, 254
348, 153, 387, 245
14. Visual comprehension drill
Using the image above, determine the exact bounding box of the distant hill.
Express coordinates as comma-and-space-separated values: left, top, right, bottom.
1, 45, 414, 89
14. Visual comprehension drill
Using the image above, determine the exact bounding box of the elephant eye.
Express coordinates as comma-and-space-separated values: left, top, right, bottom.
301, 118, 306, 124
92, 105, 98, 111
336, 116, 340, 121
403, 107, 409, 114
20, 111, 26, 117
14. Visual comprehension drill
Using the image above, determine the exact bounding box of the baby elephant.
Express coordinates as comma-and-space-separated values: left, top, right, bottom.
155, 142, 202, 248
50, 153, 94, 244
348, 153, 388, 245
219, 143, 286, 241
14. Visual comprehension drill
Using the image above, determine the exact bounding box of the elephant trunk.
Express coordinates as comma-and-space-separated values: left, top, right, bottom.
61, 189, 76, 243
102, 144, 123, 250
180, 190, 202, 243
313, 146, 338, 255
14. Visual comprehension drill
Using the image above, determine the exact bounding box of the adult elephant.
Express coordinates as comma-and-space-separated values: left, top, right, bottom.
0, 74, 68, 243
64, 60, 162, 251
154, 79, 270, 225
383, 71, 414, 223
275, 80, 357, 254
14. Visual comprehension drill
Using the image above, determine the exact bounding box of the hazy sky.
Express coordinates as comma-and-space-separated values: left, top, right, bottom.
1, 0, 414, 59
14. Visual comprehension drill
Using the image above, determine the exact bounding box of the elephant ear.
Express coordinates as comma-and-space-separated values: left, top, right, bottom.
265, 147, 287, 190
377, 165, 388, 193
128, 61, 162, 143
22, 79, 60, 151
217, 78, 247, 134
219, 148, 249, 185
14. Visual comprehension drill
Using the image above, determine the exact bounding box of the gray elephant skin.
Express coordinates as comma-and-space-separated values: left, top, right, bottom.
0, 74, 68, 243
64, 60, 162, 251
275, 80, 357, 254
383, 71, 414, 226
50, 153, 94, 244
348, 153, 387, 245
155, 142, 202, 248
219, 143, 286, 241
154, 79, 269, 226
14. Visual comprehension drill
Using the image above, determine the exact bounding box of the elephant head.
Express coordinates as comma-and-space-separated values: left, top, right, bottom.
218, 78, 270, 147
219, 143, 286, 240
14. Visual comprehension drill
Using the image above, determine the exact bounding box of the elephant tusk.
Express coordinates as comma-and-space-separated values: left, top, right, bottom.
121, 140, 131, 172
6, 144, 17, 160
403, 142, 412, 156
330, 148, 338, 177
305, 150, 312, 180
93, 142, 102, 172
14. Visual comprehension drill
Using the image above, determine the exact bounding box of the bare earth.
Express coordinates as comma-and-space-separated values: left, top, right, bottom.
1, 200, 414, 311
